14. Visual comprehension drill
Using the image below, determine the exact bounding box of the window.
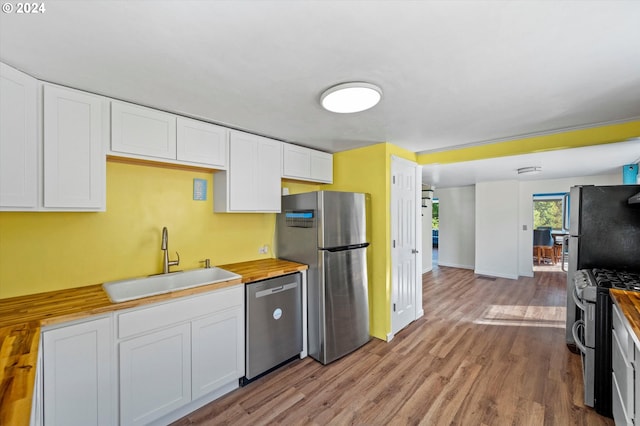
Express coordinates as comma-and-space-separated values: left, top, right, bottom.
432, 198, 439, 247
533, 193, 568, 231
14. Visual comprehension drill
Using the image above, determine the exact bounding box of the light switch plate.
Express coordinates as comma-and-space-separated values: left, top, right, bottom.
193, 178, 207, 201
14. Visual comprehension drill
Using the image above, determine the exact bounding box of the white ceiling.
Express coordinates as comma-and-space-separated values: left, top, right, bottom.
1, 1, 639, 186
424, 138, 640, 188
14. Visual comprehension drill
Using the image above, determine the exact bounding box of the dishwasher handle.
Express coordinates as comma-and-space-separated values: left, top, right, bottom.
255, 282, 298, 298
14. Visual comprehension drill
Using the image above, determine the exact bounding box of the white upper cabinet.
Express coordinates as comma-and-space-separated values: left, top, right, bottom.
176, 116, 227, 168
43, 84, 107, 210
111, 100, 177, 160
214, 130, 282, 212
111, 102, 228, 169
0, 63, 38, 210
282, 142, 333, 183
282, 143, 310, 179
310, 149, 333, 183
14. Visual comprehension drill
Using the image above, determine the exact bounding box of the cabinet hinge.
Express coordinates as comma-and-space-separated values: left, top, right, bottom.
393, 303, 396, 312
393, 240, 396, 248
393, 175, 396, 184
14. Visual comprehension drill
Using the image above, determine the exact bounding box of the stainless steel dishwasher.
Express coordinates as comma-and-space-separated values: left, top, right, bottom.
242, 272, 302, 384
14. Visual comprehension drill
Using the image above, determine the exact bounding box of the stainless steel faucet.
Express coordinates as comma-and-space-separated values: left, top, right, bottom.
161, 226, 180, 274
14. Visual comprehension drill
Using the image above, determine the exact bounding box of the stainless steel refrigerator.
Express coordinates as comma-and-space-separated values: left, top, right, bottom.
565, 184, 640, 347
276, 191, 371, 365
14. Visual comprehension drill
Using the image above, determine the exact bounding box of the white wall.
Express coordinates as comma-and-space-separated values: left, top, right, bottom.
475, 180, 520, 279
422, 199, 433, 273
431, 173, 624, 279
436, 186, 475, 269
517, 173, 620, 277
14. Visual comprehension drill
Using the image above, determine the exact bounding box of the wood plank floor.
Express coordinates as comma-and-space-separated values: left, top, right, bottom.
173, 266, 614, 425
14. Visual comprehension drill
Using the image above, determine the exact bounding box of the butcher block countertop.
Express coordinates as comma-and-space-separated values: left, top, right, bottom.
0, 258, 307, 426
611, 289, 640, 348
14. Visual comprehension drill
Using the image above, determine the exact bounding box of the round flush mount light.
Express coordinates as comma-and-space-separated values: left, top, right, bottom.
320, 82, 382, 113
517, 166, 542, 175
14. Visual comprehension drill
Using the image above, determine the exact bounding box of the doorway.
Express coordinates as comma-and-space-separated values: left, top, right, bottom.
432, 197, 439, 267
532, 192, 568, 273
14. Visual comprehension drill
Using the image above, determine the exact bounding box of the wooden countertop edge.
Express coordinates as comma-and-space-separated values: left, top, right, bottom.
610, 289, 640, 348
39, 277, 244, 327
0, 258, 307, 424
0, 322, 40, 426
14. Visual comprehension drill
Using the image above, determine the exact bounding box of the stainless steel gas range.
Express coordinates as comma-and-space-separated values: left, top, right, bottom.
572, 268, 640, 417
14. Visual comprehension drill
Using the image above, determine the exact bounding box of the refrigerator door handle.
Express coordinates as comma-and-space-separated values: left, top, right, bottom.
561, 235, 569, 272
325, 242, 370, 252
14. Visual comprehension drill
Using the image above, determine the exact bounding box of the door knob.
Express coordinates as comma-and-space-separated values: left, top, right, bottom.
412, 249, 419, 254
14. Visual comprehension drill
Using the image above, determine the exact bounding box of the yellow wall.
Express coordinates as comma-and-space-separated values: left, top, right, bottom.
327, 143, 416, 340
0, 161, 318, 299
417, 120, 640, 164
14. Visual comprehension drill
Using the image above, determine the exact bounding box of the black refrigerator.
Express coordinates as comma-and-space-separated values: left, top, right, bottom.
565, 184, 640, 346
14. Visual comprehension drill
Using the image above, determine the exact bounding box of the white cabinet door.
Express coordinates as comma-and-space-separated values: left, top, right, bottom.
42, 316, 113, 426
282, 142, 333, 183
43, 84, 106, 210
310, 150, 333, 183
215, 130, 281, 212
192, 306, 244, 399
176, 116, 228, 168
636, 345, 640, 423
0, 63, 38, 210
256, 137, 282, 212
119, 323, 191, 426
282, 143, 311, 180
111, 100, 176, 160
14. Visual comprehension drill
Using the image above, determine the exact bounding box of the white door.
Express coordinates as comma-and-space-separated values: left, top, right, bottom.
391, 156, 422, 337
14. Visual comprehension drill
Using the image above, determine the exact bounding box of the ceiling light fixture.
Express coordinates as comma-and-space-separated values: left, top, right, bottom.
517, 166, 542, 175
320, 82, 382, 113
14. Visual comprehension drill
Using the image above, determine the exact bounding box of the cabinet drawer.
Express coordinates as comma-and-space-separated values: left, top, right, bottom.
613, 371, 634, 426
613, 304, 633, 360
612, 330, 634, 416
117, 285, 243, 339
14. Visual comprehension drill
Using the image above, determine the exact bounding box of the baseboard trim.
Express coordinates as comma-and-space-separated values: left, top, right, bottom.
438, 261, 474, 270
473, 269, 519, 280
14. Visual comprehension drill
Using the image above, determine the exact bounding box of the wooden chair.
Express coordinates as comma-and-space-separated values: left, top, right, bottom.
533, 228, 555, 264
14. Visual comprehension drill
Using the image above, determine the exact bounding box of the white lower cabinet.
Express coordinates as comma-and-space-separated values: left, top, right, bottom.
191, 307, 244, 399
119, 323, 192, 426
41, 316, 114, 426
612, 303, 636, 426
35, 285, 244, 425
116, 284, 244, 425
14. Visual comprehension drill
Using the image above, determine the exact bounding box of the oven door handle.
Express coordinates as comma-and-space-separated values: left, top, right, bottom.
571, 319, 588, 354
572, 286, 586, 312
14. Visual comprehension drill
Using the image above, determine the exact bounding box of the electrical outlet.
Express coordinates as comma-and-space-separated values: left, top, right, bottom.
259, 245, 269, 254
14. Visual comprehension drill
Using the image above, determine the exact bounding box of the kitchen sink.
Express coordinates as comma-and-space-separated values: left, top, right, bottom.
103, 267, 242, 303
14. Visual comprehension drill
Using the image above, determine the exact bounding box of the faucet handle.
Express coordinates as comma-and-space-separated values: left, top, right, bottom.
168, 251, 180, 267
200, 258, 211, 269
